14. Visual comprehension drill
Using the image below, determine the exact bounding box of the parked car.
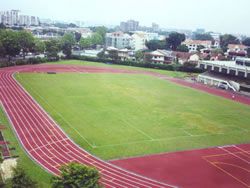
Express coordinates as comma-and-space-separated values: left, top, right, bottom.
218, 82, 228, 90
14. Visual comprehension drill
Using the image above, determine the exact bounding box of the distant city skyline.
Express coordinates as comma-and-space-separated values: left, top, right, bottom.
1, 0, 250, 35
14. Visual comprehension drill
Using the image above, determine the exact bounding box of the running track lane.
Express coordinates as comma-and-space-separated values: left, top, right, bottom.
0, 65, 177, 188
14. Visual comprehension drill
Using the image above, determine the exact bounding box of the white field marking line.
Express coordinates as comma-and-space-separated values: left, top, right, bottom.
233, 145, 250, 155
5, 75, 92, 168
13, 72, 89, 147
0, 84, 60, 173
16, 74, 95, 148
2, 74, 65, 166
53, 142, 155, 188
8, 74, 68, 146
94, 130, 244, 149
44, 71, 178, 187
16, 68, 178, 188
13, 75, 168, 187
14, 73, 66, 141
121, 118, 154, 140
181, 129, 193, 136
9, 75, 65, 142
4, 74, 80, 168
38, 67, 178, 187
15, 73, 93, 147
0, 77, 59, 174
219, 146, 250, 164
30, 138, 69, 152
30, 70, 172, 143
14, 73, 149, 186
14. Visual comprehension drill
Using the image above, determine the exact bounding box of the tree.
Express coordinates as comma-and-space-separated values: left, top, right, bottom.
197, 45, 206, 52
11, 167, 37, 188
51, 163, 101, 188
176, 44, 189, 52
108, 49, 119, 61
75, 32, 82, 43
0, 40, 6, 58
91, 33, 103, 46
220, 34, 239, 52
45, 39, 61, 59
34, 38, 45, 54
0, 29, 21, 61
17, 30, 35, 59
97, 50, 106, 59
61, 32, 76, 58
93, 26, 107, 44
166, 32, 186, 50
145, 40, 166, 51
242, 37, 250, 47
79, 37, 92, 49
135, 50, 144, 61
0, 23, 6, 29
193, 33, 213, 41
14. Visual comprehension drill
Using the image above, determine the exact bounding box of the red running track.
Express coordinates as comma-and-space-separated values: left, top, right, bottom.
0, 64, 250, 188
0, 64, 177, 188
111, 144, 250, 188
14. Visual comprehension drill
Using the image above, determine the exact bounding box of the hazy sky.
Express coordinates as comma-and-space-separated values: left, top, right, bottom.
1, 0, 250, 35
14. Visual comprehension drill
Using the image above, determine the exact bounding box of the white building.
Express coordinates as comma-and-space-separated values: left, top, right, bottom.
130, 31, 164, 51
120, 20, 139, 32
144, 50, 174, 64
131, 33, 147, 51
105, 32, 132, 49
182, 39, 212, 52
0, 10, 39, 26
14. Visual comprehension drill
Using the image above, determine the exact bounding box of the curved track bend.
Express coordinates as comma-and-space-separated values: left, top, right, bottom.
0, 64, 177, 188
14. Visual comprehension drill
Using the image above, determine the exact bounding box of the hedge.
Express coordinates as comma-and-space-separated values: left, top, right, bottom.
71, 55, 204, 73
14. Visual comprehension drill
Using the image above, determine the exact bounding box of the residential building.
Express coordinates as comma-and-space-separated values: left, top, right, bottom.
144, 50, 174, 64
19, 15, 30, 26
106, 47, 135, 61
67, 28, 93, 38
105, 32, 132, 49
0, 10, 39, 26
131, 33, 147, 51
120, 20, 139, 32
172, 51, 200, 64
195, 28, 205, 34
152, 22, 159, 32
210, 32, 221, 40
226, 44, 247, 59
30, 16, 39, 26
130, 31, 164, 51
213, 40, 220, 48
0, 10, 19, 25
182, 39, 212, 52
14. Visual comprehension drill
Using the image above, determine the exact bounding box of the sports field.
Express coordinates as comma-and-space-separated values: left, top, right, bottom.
16, 70, 250, 160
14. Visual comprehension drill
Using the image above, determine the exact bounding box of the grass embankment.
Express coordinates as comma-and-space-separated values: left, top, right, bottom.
0, 107, 51, 187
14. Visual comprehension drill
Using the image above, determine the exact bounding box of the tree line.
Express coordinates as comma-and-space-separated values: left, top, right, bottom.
0, 26, 107, 65
145, 32, 250, 55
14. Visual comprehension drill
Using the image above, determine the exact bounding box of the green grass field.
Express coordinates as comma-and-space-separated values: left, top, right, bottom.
16, 71, 250, 160
0, 107, 51, 187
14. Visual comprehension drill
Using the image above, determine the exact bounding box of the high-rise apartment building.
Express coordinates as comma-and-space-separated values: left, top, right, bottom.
120, 20, 139, 32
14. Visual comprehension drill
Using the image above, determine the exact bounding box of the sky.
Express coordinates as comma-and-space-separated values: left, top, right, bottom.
1, 0, 250, 35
